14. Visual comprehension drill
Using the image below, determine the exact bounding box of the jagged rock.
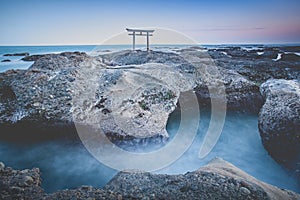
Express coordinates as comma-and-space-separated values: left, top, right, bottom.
105, 158, 299, 200
0, 164, 44, 199
1, 59, 11, 62
280, 53, 300, 62
71, 60, 196, 139
22, 54, 46, 61
3, 52, 29, 56
45, 187, 119, 200
29, 51, 89, 70
1, 158, 299, 199
0, 48, 298, 142
195, 68, 263, 113
208, 46, 300, 84
258, 79, 300, 172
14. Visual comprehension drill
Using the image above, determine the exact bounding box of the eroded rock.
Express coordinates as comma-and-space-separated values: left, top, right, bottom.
258, 79, 300, 173
1, 158, 299, 199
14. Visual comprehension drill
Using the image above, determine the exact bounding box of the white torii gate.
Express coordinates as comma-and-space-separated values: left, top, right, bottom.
126, 28, 154, 51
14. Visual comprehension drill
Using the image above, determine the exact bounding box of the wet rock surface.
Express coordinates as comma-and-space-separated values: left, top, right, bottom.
1, 158, 299, 200
0, 162, 45, 200
3, 52, 29, 57
208, 46, 300, 84
0, 46, 300, 199
0, 46, 299, 141
258, 79, 300, 175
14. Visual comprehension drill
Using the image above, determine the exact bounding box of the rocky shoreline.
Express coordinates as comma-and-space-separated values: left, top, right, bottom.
0, 45, 300, 198
1, 158, 299, 200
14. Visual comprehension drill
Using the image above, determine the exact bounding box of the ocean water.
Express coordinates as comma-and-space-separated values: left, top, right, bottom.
0, 112, 299, 193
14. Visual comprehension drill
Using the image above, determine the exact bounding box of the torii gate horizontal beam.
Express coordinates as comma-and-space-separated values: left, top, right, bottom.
128, 33, 153, 36
126, 28, 154, 33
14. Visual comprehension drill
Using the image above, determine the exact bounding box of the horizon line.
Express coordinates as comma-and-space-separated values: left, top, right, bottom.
1, 42, 300, 47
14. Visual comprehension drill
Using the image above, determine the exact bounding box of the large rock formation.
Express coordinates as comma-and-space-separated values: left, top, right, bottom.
1, 158, 299, 200
1, 47, 298, 140
258, 79, 300, 172
0, 52, 90, 140
71, 50, 198, 140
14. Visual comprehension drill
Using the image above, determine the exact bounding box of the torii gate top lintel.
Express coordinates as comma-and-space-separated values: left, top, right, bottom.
126, 28, 155, 51
126, 28, 154, 33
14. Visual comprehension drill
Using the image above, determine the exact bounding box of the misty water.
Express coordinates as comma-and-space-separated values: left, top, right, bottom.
0, 111, 299, 193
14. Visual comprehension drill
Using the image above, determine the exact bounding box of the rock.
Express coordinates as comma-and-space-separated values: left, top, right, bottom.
99, 50, 193, 68
22, 54, 45, 61
0, 162, 44, 199
240, 187, 251, 195
258, 79, 300, 172
33, 102, 41, 107
1, 159, 299, 199
3, 52, 29, 56
22, 175, 34, 186
72, 58, 195, 139
280, 46, 300, 52
105, 158, 299, 200
0, 162, 5, 169
0, 47, 299, 142
207, 46, 300, 84
1, 59, 11, 62
195, 69, 263, 113
29, 51, 89, 70
280, 53, 300, 62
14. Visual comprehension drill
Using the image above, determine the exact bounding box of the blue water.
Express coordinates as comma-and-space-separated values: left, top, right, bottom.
0, 112, 299, 193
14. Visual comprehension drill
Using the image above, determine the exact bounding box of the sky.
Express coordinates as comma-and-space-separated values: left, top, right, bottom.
0, 0, 300, 45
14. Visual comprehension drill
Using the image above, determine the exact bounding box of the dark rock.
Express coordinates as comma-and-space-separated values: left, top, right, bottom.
22, 54, 46, 61
279, 46, 300, 52
1, 59, 11, 62
207, 46, 300, 84
257, 48, 279, 59
0, 47, 299, 143
105, 158, 299, 200
1, 158, 299, 199
0, 52, 90, 141
195, 69, 263, 113
28, 52, 89, 70
280, 53, 300, 62
258, 79, 300, 174
99, 50, 195, 73
3, 52, 29, 56
0, 164, 44, 199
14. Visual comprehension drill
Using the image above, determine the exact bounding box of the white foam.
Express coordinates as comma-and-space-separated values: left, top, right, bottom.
221, 51, 232, 57
257, 52, 264, 55
285, 52, 300, 56
272, 53, 282, 61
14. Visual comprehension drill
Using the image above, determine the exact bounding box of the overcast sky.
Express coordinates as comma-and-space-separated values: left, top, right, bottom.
1, 0, 300, 45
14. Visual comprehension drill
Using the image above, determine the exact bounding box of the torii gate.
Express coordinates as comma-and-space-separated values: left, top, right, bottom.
126, 28, 154, 51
